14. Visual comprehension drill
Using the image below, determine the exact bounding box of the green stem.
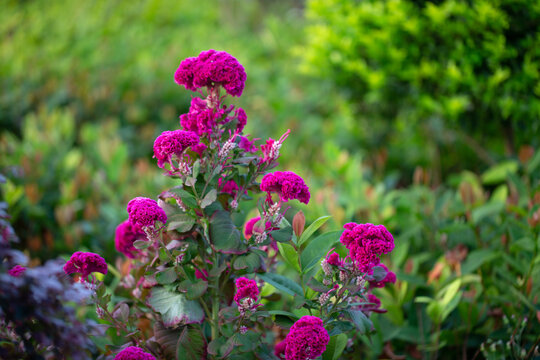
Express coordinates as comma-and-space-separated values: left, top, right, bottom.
211, 275, 220, 340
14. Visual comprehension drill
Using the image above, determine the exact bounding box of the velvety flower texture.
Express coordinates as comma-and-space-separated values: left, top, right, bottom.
114, 346, 156, 360
115, 220, 146, 259
153, 129, 199, 168
244, 216, 270, 239
180, 97, 225, 136
8, 265, 26, 277
284, 316, 329, 360
326, 251, 343, 267
234, 277, 259, 306
235, 107, 247, 132
63, 252, 108, 280
239, 136, 258, 153
340, 222, 394, 272
260, 171, 310, 204
369, 263, 397, 288
218, 178, 240, 196
127, 197, 167, 232
174, 49, 247, 97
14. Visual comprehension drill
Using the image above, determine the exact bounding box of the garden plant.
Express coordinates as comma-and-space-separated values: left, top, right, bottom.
56, 50, 397, 359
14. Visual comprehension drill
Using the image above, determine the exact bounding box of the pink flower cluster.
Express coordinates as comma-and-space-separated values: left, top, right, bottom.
180, 98, 224, 136
234, 277, 259, 306
8, 265, 26, 277
260, 171, 310, 204
174, 49, 247, 97
114, 346, 156, 360
282, 316, 329, 360
218, 178, 240, 197
127, 197, 167, 232
153, 129, 199, 168
63, 251, 108, 280
369, 263, 396, 288
115, 220, 146, 259
340, 223, 394, 272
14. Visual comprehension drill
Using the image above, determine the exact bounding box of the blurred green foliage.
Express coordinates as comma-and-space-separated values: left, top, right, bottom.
302, 0, 540, 180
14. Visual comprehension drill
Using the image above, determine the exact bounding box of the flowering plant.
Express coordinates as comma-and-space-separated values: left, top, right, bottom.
69, 50, 398, 359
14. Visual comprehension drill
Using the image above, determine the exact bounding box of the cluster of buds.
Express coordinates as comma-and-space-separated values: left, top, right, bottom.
260, 129, 290, 164
318, 284, 339, 305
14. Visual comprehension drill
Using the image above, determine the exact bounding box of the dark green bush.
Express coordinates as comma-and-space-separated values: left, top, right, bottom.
302, 0, 540, 180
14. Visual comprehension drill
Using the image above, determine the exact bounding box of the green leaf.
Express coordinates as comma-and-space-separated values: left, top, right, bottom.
271, 226, 293, 243
184, 280, 208, 300
300, 230, 340, 273
258, 273, 303, 297
481, 160, 519, 185
147, 287, 204, 327
298, 215, 331, 246
169, 187, 198, 208
277, 242, 300, 272
154, 321, 181, 359
209, 210, 246, 254
471, 201, 504, 224
347, 309, 373, 334
192, 160, 201, 180
322, 334, 348, 360
176, 326, 206, 360
133, 239, 150, 250
461, 249, 499, 274
167, 213, 195, 233
200, 189, 217, 209
156, 267, 178, 285
267, 310, 300, 319
233, 252, 262, 272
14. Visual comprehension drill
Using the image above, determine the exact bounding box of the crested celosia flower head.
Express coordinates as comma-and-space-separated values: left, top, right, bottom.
8, 265, 26, 277
115, 220, 146, 259
63, 252, 108, 280
174, 49, 247, 97
127, 197, 167, 232
284, 316, 329, 360
218, 178, 240, 197
180, 97, 225, 136
153, 129, 199, 168
239, 136, 258, 153
235, 107, 247, 132
260, 171, 310, 204
114, 346, 156, 360
340, 223, 394, 272
326, 250, 343, 267
234, 277, 259, 306
369, 263, 397, 288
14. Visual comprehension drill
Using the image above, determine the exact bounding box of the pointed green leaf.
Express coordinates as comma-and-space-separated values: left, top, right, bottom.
347, 309, 373, 334
176, 326, 206, 360
233, 252, 262, 272
300, 231, 340, 273
258, 273, 303, 297
322, 333, 348, 360
133, 240, 150, 250
298, 215, 331, 246
277, 242, 300, 272
200, 189, 217, 209
271, 226, 293, 243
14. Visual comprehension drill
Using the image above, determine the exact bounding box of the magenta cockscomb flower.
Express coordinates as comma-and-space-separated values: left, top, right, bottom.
260, 171, 310, 204
174, 49, 247, 97
63, 252, 108, 280
127, 197, 167, 232
179, 97, 225, 136
218, 178, 240, 197
115, 220, 146, 259
153, 129, 199, 169
284, 316, 329, 360
234, 277, 259, 306
369, 263, 396, 288
239, 136, 258, 153
340, 223, 394, 272
191, 142, 207, 157
8, 265, 26, 277
235, 107, 247, 132
114, 346, 156, 360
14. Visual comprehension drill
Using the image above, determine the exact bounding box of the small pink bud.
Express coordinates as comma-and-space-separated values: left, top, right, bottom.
292, 211, 306, 237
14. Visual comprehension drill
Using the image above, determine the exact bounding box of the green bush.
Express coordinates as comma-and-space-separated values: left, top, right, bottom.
302, 0, 540, 180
